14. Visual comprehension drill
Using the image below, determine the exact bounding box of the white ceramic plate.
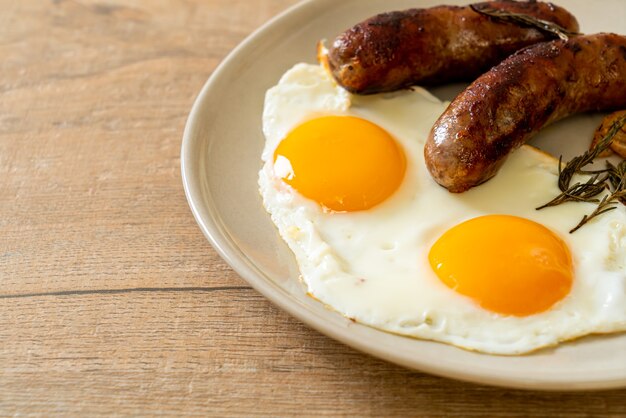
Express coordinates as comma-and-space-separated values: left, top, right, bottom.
181, 0, 626, 390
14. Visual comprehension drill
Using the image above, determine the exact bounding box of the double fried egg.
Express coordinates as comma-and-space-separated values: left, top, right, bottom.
258, 63, 626, 355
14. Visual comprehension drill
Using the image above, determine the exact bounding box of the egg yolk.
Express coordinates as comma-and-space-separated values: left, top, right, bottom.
273, 116, 406, 212
428, 215, 573, 317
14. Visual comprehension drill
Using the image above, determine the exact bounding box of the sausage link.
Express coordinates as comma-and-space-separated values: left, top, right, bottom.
327, 1, 579, 94
424, 33, 626, 193
590, 110, 626, 158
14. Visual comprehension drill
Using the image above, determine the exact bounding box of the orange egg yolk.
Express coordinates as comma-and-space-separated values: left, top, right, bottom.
428, 215, 573, 317
273, 116, 406, 212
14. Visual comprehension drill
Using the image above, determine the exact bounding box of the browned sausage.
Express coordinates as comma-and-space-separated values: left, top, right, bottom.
327, 1, 579, 94
424, 33, 626, 193
590, 110, 626, 158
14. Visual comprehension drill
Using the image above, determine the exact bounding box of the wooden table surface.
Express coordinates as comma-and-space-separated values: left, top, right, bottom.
1, 0, 625, 416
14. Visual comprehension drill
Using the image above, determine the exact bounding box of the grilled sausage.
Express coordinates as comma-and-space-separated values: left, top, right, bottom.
327, 1, 579, 94
590, 110, 626, 158
424, 33, 626, 193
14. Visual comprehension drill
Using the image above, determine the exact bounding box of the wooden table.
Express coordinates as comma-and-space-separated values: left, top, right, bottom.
1, 1, 625, 415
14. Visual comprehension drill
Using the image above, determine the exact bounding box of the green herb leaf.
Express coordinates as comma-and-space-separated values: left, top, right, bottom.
470, 4, 580, 41
536, 116, 626, 233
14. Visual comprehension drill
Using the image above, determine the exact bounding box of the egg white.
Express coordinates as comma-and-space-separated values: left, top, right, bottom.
258, 63, 626, 355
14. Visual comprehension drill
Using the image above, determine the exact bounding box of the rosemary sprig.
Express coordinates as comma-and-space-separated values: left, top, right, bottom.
570, 190, 626, 233
607, 160, 626, 204
554, 120, 619, 192
535, 174, 607, 210
536, 116, 626, 233
470, 3, 581, 41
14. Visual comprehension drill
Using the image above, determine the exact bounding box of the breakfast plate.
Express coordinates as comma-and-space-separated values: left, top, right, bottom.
181, 0, 626, 390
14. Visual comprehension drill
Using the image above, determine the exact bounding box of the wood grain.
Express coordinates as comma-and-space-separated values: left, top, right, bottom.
1, 0, 625, 416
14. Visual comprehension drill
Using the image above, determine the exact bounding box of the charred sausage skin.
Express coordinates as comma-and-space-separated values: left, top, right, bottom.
327, 1, 579, 94
424, 33, 626, 193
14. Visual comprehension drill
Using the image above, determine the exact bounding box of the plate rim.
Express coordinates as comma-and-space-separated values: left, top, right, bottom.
181, 0, 626, 391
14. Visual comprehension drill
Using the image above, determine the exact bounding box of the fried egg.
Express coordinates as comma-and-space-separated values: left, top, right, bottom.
258, 63, 626, 355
